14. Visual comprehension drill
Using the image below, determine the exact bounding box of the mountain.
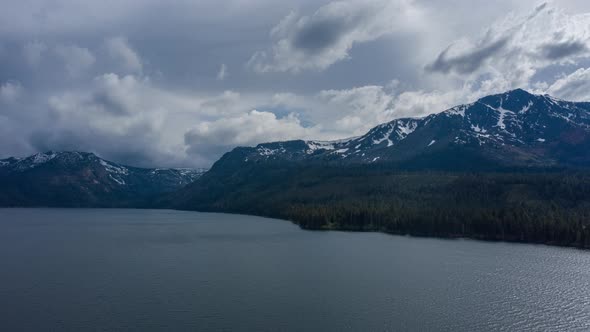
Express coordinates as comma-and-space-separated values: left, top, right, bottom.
3, 90, 590, 247
170, 89, 590, 248
0, 151, 206, 207
213, 89, 590, 170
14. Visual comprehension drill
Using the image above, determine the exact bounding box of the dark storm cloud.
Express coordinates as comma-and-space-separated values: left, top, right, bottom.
91, 93, 129, 115
426, 37, 510, 74
248, 0, 418, 73
540, 40, 588, 60
292, 17, 349, 52
28, 120, 176, 168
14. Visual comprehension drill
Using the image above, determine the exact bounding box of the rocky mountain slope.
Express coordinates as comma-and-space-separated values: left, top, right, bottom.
217, 89, 590, 170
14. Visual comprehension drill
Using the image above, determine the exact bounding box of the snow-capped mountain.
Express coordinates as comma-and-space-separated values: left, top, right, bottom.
0, 151, 207, 207
216, 89, 590, 169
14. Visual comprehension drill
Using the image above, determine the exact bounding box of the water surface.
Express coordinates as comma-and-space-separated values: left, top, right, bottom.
1, 209, 589, 331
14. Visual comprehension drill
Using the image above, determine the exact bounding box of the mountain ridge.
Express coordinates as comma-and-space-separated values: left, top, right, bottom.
209, 89, 590, 171
0, 151, 207, 207
2, 90, 590, 248
167, 89, 590, 248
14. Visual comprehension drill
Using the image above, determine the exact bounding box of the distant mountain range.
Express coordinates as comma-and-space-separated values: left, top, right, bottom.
0, 151, 206, 207
3, 90, 590, 248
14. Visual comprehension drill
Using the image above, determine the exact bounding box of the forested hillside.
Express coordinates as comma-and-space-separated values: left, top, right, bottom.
172, 90, 590, 248
173, 164, 590, 248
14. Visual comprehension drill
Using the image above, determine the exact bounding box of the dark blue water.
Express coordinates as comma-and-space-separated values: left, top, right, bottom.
1, 209, 589, 331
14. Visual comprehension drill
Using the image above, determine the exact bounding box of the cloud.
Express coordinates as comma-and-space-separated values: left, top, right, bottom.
0, 82, 23, 103
43, 73, 185, 167
546, 67, 590, 101
23, 41, 47, 67
248, 0, 423, 73
426, 37, 509, 74
316, 85, 395, 134
183, 84, 489, 165
46, 74, 146, 117
0, 116, 33, 158
37, 73, 428, 167
37, 73, 319, 167
104, 36, 143, 73
216, 64, 228, 81
540, 40, 588, 60
425, 3, 590, 90
317, 84, 481, 127
54, 45, 96, 77
90, 73, 145, 115
184, 110, 318, 163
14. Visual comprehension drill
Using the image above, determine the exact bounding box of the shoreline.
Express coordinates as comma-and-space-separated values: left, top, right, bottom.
3, 206, 589, 251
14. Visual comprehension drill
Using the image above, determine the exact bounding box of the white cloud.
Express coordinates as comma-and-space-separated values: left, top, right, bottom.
104, 36, 143, 73
185, 110, 319, 163
180, 83, 494, 165
248, 0, 424, 73
41, 72, 442, 166
316, 86, 395, 134
546, 67, 590, 101
54, 45, 96, 77
393, 88, 475, 118
91, 73, 146, 115
216, 63, 228, 80
42, 73, 311, 167
426, 3, 590, 92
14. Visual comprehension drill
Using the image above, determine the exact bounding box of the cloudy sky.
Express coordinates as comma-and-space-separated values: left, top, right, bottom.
1, 0, 590, 167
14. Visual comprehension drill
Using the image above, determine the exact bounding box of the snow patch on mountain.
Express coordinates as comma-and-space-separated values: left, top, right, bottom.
109, 175, 126, 185
397, 120, 418, 138
444, 104, 470, 117
495, 106, 514, 130
368, 120, 418, 148
545, 95, 564, 105
32, 152, 57, 165
306, 141, 336, 154
372, 124, 395, 146
99, 159, 129, 185
176, 168, 207, 177
520, 101, 534, 114
259, 145, 287, 156
100, 159, 129, 176
471, 124, 487, 133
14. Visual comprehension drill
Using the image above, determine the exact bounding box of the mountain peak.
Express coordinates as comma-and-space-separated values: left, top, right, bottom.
506, 88, 532, 96
477, 88, 536, 104
217, 89, 590, 169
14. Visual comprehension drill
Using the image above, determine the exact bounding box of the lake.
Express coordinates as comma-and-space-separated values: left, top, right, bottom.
0, 209, 589, 331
